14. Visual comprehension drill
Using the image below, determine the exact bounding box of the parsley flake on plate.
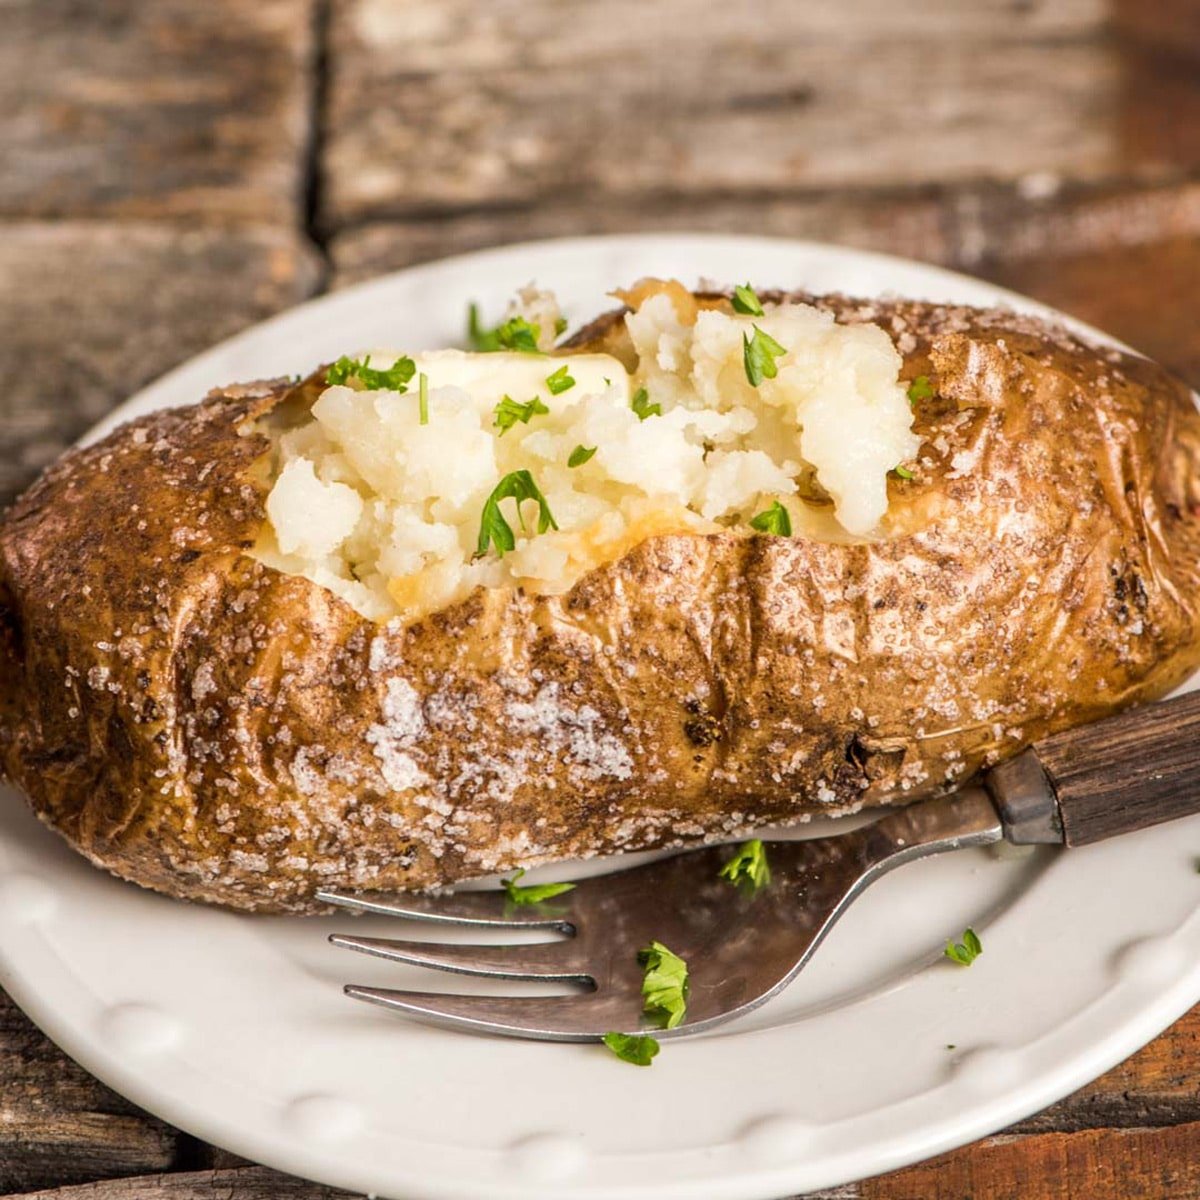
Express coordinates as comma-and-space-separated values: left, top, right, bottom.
475, 470, 559, 558
749, 501, 792, 536
602, 1031, 660, 1066
545, 364, 576, 395
638, 940, 689, 1030
731, 283, 765, 317
743, 325, 787, 387
326, 354, 416, 392
631, 386, 661, 421
718, 838, 772, 892
493, 394, 549, 435
944, 927, 982, 966
568, 444, 597, 468
500, 867, 576, 906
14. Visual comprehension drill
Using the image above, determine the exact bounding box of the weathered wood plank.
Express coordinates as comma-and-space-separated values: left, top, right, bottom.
320, 0, 1200, 226
0, 0, 315, 221
859, 1121, 1200, 1199
5, 1166, 354, 1199
0, 993, 180, 1193
0, 221, 322, 509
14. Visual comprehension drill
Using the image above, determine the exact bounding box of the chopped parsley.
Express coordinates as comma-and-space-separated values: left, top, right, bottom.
418, 372, 429, 425
466, 303, 542, 353
602, 1031, 660, 1066
907, 375, 934, 405
944, 927, 982, 966
545, 364, 576, 395
639, 941, 689, 1030
475, 470, 558, 558
554, 316, 569, 337
893, 465, 914, 480
326, 354, 416, 392
749, 501, 792, 536
631, 386, 661, 421
718, 839, 771, 892
731, 283, 765, 317
568, 444, 598, 468
500, 868, 576, 906
743, 326, 787, 387
493, 394, 549, 435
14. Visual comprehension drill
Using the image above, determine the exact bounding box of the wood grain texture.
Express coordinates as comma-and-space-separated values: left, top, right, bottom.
6, 1167, 354, 1199
858, 1121, 1200, 1199
0, 994, 180, 1193
323, 0, 1147, 226
1034, 690, 1200, 846
0, 0, 315, 221
0, 221, 322, 510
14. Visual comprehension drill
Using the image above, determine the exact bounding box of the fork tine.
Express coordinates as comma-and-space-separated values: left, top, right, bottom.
329, 934, 593, 981
315, 888, 572, 929
342, 986, 631, 1041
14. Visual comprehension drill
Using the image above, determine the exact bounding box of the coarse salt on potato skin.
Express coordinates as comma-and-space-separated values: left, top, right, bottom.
2, 292, 1200, 912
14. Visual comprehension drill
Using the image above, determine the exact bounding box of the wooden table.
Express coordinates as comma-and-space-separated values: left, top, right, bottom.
2, 2, 1200, 1196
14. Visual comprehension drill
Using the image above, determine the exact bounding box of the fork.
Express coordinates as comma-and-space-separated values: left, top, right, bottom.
319, 687, 1200, 1041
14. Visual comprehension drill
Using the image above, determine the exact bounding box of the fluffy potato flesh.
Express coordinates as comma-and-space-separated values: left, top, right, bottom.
259, 288, 922, 622
2, 289, 1200, 913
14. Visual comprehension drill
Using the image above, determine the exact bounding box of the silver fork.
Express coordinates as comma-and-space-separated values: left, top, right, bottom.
317, 787, 1004, 1041
319, 685, 1200, 1040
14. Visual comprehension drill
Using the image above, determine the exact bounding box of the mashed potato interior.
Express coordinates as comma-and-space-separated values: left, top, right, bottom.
259, 284, 922, 622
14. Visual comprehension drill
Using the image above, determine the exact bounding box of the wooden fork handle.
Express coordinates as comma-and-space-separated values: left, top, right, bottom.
986, 689, 1200, 847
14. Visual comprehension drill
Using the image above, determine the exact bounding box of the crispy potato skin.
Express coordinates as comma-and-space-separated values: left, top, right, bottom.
3, 296, 1200, 912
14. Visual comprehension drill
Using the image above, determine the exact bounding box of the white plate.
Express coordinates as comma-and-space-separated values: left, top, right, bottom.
3, 235, 1200, 1200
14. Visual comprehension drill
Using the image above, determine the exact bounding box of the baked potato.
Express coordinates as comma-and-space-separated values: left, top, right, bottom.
2, 282, 1200, 913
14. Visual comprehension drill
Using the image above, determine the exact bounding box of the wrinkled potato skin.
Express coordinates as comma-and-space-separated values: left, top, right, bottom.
3, 294, 1200, 913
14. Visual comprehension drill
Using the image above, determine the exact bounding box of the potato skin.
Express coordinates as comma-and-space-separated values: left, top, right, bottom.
3, 296, 1200, 913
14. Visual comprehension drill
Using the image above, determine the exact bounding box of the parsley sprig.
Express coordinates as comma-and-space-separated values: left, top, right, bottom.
907, 375, 934, 405
718, 839, 771, 892
602, 1031, 660, 1066
749, 501, 792, 536
467, 304, 543, 353
475, 470, 558, 558
731, 283, 765, 317
545, 364, 575, 395
326, 354, 416, 392
493, 395, 549, 435
944, 927, 982, 966
500, 868, 576, 906
743, 326, 787, 387
631, 386, 661, 421
639, 941, 689, 1030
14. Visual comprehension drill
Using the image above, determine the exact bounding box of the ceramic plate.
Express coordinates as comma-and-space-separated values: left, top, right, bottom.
3, 235, 1200, 1200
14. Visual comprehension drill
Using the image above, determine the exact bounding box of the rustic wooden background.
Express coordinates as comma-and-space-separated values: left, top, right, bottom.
2, 0, 1200, 1196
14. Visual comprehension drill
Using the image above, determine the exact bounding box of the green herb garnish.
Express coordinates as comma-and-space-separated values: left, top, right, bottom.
718, 839, 772, 892
493, 394, 550, 435
568, 444, 598, 468
743, 326, 787, 387
748, 501, 792, 536
944, 927, 982, 966
907, 375, 934, 405
893, 465, 914, 480
631, 386, 661, 421
545, 364, 575, 395
475, 470, 559, 558
500, 868, 576, 906
554, 316, 569, 337
418, 372, 429, 425
602, 1032, 660, 1066
326, 354, 416, 392
731, 283, 765, 317
639, 941, 689, 1030
466, 304, 542, 353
